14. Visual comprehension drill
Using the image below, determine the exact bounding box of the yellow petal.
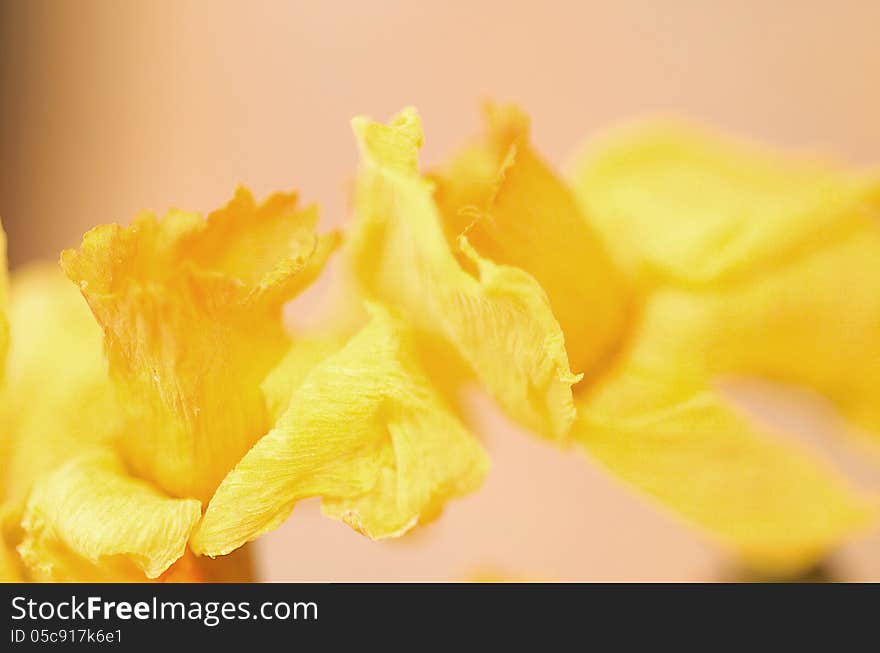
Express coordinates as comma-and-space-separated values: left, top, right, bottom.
61, 188, 339, 502
576, 392, 873, 576
260, 334, 346, 423
569, 120, 880, 286
683, 225, 880, 439
573, 121, 880, 439
574, 283, 875, 575
320, 392, 488, 538
18, 449, 201, 581
564, 120, 880, 570
0, 264, 121, 506
191, 306, 488, 556
347, 107, 579, 439
431, 104, 630, 377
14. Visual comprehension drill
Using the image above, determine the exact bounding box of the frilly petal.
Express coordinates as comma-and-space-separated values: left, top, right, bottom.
431, 103, 630, 377
191, 306, 488, 556
18, 449, 201, 581
347, 108, 579, 439
61, 188, 339, 502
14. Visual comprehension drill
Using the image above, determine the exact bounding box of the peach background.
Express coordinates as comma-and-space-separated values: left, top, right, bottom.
1, 0, 879, 580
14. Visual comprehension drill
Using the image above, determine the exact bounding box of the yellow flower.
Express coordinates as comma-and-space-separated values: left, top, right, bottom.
6, 187, 339, 581
346, 107, 581, 440
42, 183, 484, 573
61, 188, 338, 504
359, 105, 879, 575
568, 121, 880, 572
430, 105, 631, 382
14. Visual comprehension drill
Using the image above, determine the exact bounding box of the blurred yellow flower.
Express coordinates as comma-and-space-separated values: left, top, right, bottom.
568, 121, 880, 573
353, 105, 880, 575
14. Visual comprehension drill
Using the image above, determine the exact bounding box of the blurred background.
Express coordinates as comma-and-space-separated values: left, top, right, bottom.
1, 0, 879, 580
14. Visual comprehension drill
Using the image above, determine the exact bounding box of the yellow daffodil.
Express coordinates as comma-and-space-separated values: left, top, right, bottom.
2, 173, 487, 582
568, 121, 880, 573
351, 105, 880, 575
4, 188, 342, 581
61, 188, 339, 504
3, 184, 484, 580
345, 107, 582, 440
